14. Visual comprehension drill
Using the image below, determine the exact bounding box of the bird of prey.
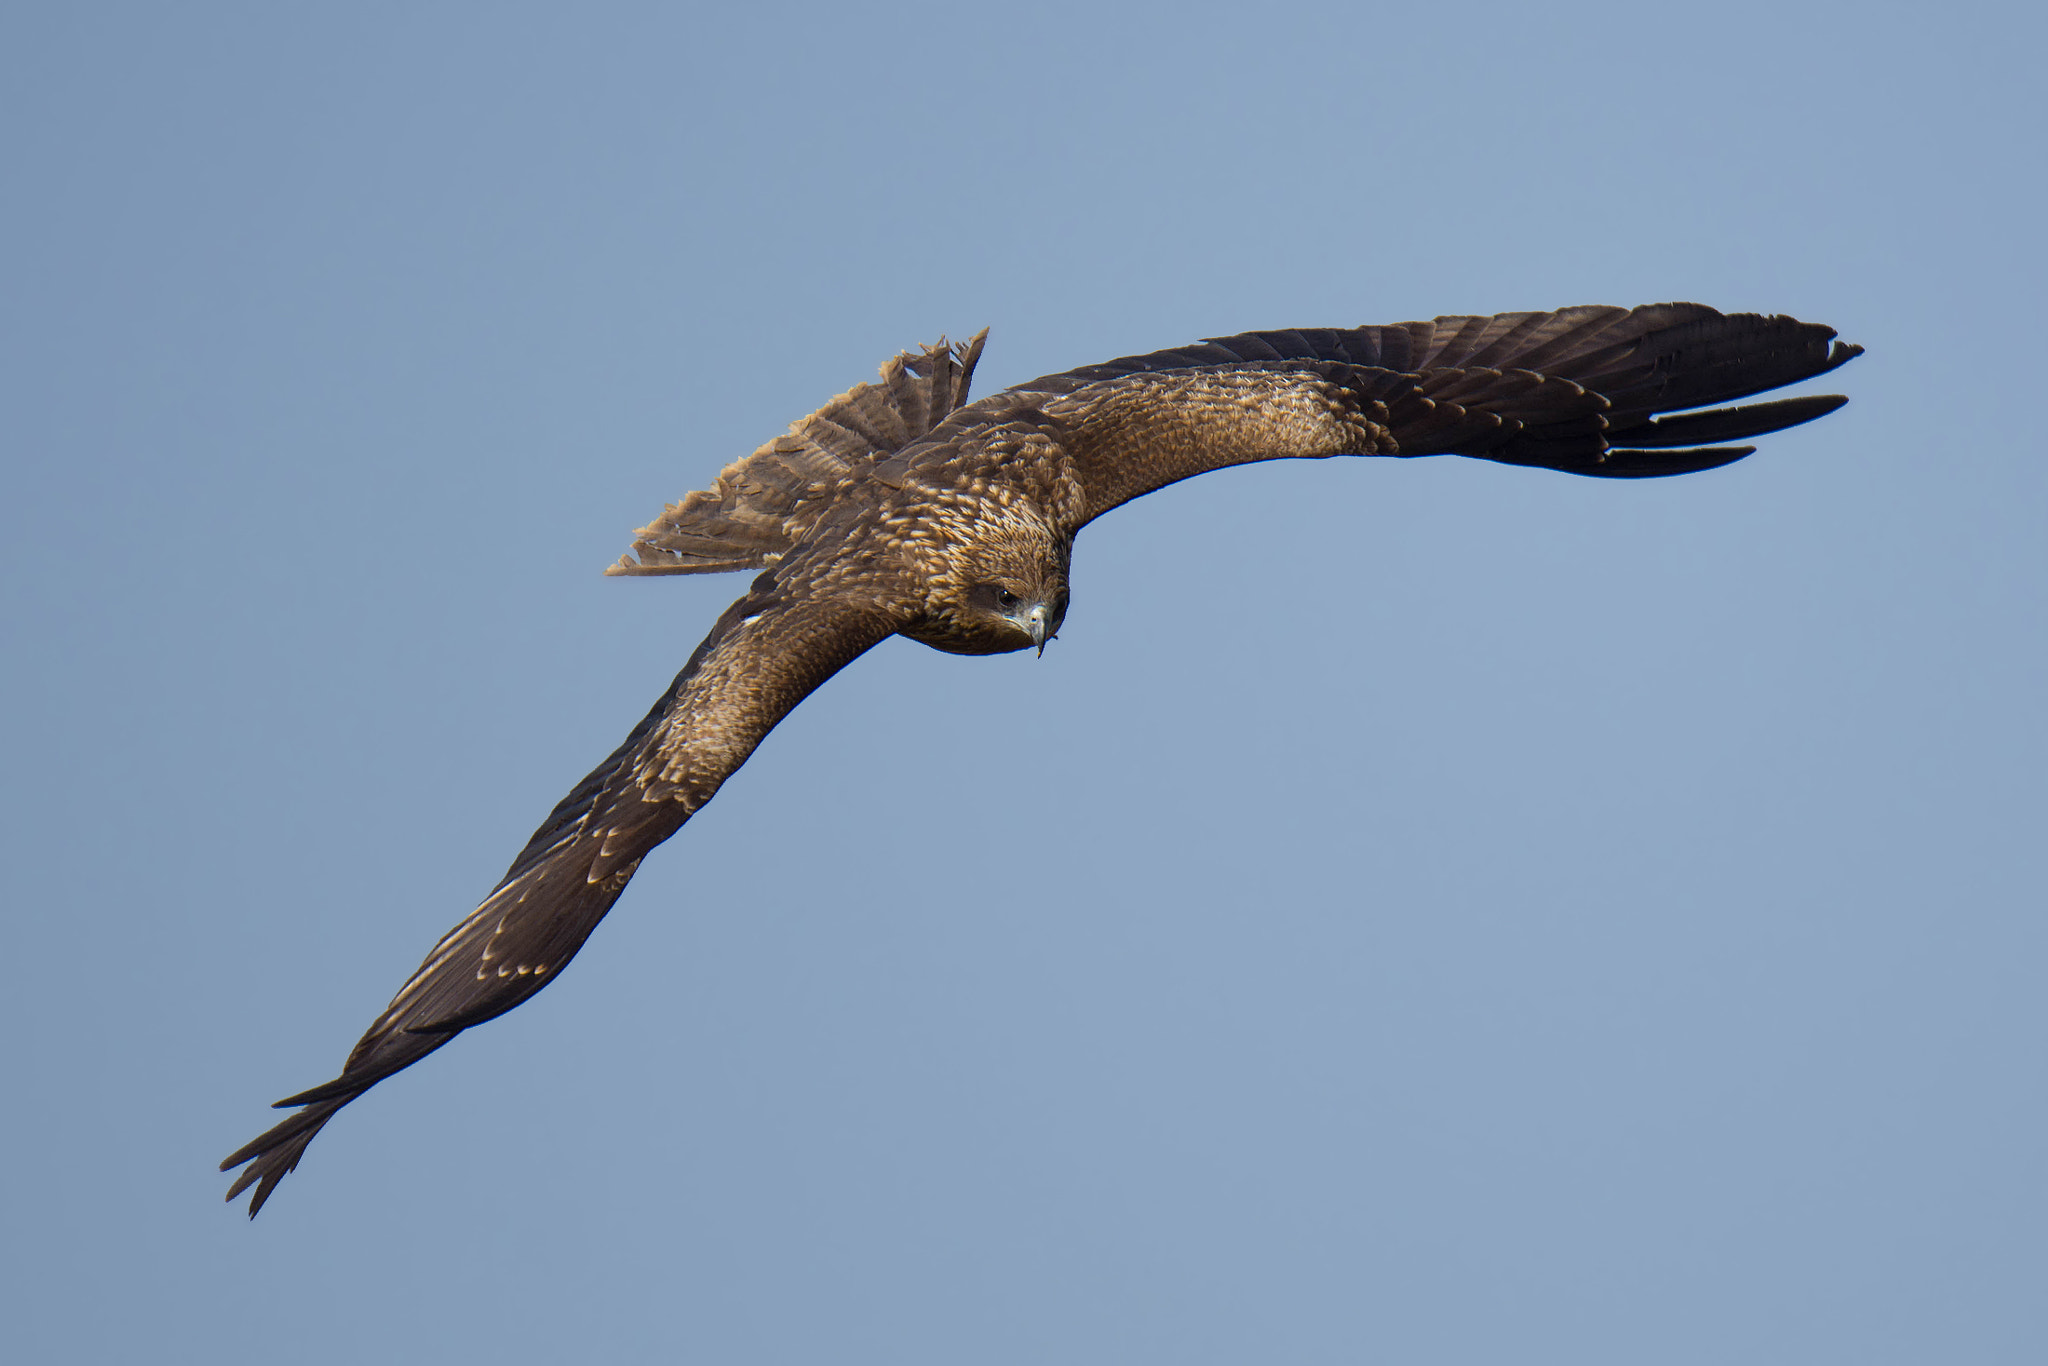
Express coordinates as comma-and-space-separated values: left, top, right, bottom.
223, 303, 1860, 1215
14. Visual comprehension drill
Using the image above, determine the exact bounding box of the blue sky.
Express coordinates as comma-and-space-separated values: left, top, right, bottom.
5, 3, 2044, 1361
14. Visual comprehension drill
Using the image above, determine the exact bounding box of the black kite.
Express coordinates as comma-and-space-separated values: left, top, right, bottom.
224, 303, 1860, 1215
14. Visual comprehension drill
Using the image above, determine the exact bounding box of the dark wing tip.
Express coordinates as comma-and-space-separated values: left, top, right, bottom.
1571, 445, 1759, 479
221, 1094, 352, 1218
270, 1075, 363, 1109
1612, 393, 1850, 450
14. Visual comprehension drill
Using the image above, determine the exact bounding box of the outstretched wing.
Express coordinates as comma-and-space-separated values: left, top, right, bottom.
609, 332, 987, 576
991, 304, 1860, 522
221, 567, 900, 1216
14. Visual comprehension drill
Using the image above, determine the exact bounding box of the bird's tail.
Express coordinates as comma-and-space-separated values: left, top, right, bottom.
608, 331, 989, 575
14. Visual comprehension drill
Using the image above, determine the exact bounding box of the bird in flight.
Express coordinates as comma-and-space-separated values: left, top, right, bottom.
223, 303, 1859, 1215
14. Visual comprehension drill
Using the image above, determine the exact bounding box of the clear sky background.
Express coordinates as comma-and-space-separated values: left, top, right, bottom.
5, 3, 2044, 1362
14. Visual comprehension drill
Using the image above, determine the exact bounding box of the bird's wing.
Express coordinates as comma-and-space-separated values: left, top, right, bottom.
609, 332, 987, 576
221, 566, 901, 1216
989, 304, 1859, 523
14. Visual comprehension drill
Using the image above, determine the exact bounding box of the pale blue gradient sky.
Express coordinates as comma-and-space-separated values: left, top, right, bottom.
5, 3, 2044, 1362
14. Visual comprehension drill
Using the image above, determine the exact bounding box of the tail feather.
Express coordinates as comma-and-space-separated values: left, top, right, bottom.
609, 332, 988, 576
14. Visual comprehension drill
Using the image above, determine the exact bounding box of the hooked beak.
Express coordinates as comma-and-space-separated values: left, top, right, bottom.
1025, 603, 1054, 656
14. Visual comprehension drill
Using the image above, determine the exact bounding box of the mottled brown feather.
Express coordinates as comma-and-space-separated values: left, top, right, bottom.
221, 561, 901, 1215
225, 303, 1858, 1217
983, 304, 1858, 512
610, 332, 987, 576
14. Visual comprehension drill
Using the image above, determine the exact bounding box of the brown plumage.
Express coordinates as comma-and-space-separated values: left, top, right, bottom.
223, 303, 1860, 1215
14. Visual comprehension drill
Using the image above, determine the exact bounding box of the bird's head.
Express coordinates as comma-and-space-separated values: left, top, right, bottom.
905, 525, 1071, 657
961, 575, 1068, 655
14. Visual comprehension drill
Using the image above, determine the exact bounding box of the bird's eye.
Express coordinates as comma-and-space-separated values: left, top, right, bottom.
994, 588, 1021, 610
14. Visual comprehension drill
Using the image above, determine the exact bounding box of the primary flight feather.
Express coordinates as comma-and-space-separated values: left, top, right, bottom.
224, 303, 1860, 1215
